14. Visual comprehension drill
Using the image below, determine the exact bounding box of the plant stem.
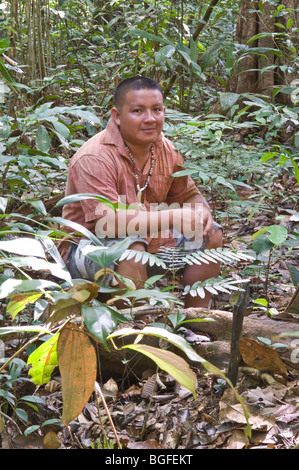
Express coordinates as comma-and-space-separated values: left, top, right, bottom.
265, 248, 273, 302
94, 381, 121, 449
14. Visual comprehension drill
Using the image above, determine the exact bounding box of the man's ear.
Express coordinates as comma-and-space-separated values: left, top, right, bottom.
111, 107, 121, 126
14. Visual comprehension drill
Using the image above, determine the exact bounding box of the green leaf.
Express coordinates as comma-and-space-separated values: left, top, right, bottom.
266, 225, 288, 245
83, 237, 133, 269
15, 408, 28, 422
252, 234, 274, 254
23, 199, 47, 216
0, 279, 60, 299
0, 325, 52, 336
0, 237, 46, 258
130, 29, 172, 45
27, 334, 59, 385
83, 299, 125, 349
289, 154, 299, 185
7, 292, 43, 319
36, 125, 51, 153
108, 326, 207, 364
219, 92, 240, 112
0, 197, 8, 213
155, 45, 176, 65
47, 216, 103, 247
53, 193, 118, 211
286, 263, 299, 287
123, 343, 197, 398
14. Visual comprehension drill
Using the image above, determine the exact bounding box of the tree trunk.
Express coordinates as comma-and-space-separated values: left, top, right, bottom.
229, 0, 298, 100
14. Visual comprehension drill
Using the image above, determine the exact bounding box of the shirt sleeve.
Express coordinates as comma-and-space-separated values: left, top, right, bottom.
69, 153, 119, 222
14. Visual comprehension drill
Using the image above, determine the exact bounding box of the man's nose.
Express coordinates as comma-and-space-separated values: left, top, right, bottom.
143, 110, 156, 122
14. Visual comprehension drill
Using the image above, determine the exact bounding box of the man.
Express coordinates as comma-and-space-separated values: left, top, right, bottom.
58, 76, 222, 308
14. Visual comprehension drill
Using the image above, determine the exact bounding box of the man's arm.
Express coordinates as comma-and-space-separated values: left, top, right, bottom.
95, 196, 213, 240
182, 193, 214, 238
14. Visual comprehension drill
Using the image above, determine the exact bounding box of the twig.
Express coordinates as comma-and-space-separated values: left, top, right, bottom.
94, 381, 121, 449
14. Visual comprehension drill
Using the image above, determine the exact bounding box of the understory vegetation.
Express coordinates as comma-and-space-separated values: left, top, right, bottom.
0, 0, 298, 450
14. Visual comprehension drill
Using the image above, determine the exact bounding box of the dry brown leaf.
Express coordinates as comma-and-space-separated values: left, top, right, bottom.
43, 431, 61, 449
141, 374, 158, 398
239, 337, 288, 377
127, 440, 165, 449
57, 322, 97, 426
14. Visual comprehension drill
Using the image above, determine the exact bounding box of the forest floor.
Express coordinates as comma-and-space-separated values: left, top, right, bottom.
0, 155, 298, 451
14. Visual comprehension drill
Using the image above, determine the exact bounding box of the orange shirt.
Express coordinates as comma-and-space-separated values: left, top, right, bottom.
58, 118, 200, 261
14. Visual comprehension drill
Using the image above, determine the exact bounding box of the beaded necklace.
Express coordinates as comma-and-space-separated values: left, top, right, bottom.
125, 143, 155, 204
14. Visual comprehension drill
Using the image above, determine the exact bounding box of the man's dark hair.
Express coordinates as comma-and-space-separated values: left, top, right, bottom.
114, 76, 163, 109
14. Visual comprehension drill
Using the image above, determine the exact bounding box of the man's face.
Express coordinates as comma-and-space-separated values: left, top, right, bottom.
112, 88, 165, 148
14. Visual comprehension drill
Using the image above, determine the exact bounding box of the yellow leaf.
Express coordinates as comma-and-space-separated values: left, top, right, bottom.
124, 343, 197, 398
57, 323, 97, 426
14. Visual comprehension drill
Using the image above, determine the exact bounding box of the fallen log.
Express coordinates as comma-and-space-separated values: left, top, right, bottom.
98, 306, 299, 379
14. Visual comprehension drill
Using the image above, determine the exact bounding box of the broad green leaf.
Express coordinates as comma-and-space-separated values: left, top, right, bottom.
0, 325, 52, 336
7, 292, 43, 319
83, 237, 133, 269
0, 237, 46, 258
53, 193, 119, 211
108, 326, 207, 364
15, 408, 28, 422
122, 343, 197, 398
252, 233, 274, 254
171, 168, 196, 177
220, 92, 240, 112
67, 108, 101, 125
47, 216, 103, 247
36, 125, 51, 153
57, 323, 97, 426
27, 333, 59, 385
0, 255, 72, 284
289, 154, 299, 185
83, 299, 125, 348
0, 279, 60, 299
23, 199, 47, 216
266, 225, 288, 245
155, 45, 176, 65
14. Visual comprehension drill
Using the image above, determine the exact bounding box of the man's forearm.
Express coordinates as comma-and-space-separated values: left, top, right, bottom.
95, 206, 198, 239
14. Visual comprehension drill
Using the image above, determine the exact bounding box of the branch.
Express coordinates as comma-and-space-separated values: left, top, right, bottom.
192, 0, 221, 41
164, 0, 221, 99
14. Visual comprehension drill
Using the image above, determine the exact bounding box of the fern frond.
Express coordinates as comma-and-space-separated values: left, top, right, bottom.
156, 247, 255, 270
184, 277, 249, 299
118, 246, 255, 273
118, 249, 167, 269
